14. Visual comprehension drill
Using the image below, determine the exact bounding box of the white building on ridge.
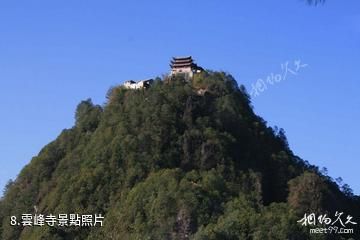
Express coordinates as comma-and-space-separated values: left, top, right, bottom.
123, 79, 154, 89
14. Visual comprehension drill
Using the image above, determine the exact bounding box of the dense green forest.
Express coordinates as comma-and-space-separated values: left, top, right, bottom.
0, 72, 359, 239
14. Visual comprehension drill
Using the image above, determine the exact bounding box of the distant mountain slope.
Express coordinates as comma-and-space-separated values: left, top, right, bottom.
1, 71, 358, 239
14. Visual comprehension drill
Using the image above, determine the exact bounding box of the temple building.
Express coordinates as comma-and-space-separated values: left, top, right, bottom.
170, 56, 203, 80
122, 56, 203, 89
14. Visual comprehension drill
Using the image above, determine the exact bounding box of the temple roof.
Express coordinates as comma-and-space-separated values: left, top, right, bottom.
171, 59, 192, 64
172, 56, 193, 61
170, 56, 203, 72
170, 62, 194, 68
171, 56, 195, 68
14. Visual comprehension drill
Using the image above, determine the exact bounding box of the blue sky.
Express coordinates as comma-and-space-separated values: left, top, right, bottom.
0, 0, 359, 195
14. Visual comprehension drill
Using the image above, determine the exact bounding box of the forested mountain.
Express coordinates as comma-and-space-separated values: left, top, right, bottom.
0, 72, 359, 239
